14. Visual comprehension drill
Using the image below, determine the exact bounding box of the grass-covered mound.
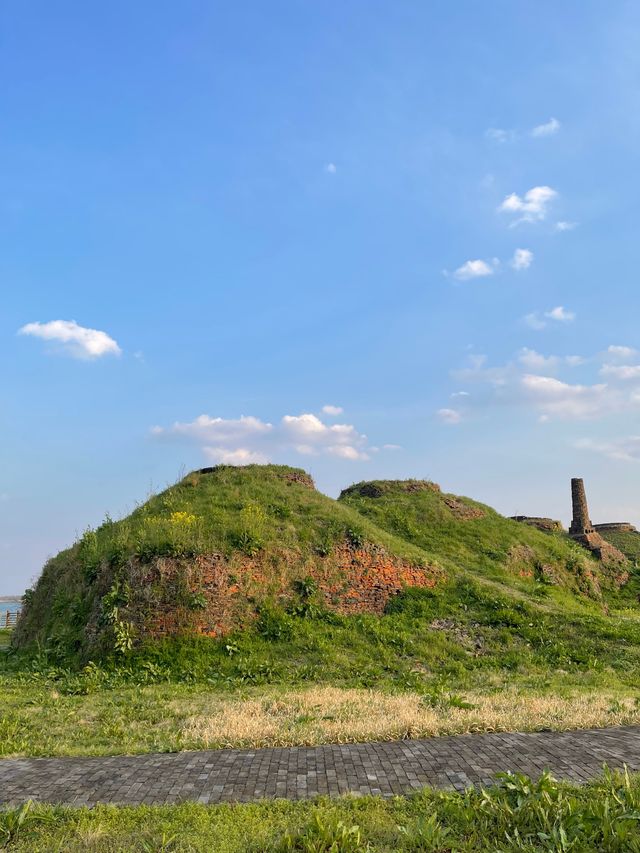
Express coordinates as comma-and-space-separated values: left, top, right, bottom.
13, 466, 438, 661
13, 467, 635, 669
338, 479, 613, 598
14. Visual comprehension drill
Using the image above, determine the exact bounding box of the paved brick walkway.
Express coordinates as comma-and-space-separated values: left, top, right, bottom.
1, 726, 640, 807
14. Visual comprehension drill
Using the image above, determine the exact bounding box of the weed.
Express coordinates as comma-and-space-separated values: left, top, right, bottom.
275, 813, 366, 852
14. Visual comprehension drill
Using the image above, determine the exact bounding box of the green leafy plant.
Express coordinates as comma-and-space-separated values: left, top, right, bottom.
0, 801, 53, 848
275, 813, 367, 852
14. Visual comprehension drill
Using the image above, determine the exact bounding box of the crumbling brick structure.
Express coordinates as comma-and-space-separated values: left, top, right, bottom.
510, 516, 564, 533
568, 477, 627, 569
569, 478, 596, 535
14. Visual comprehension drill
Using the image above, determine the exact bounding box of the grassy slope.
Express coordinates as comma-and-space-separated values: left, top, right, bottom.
600, 529, 640, 562
339, 479, 617, 599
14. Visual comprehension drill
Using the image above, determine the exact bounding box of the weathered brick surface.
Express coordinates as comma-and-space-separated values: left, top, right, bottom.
510, 516, 563, 533
2, 727, 640, 807
124, 544, 442, 639
570, 478, 595, 535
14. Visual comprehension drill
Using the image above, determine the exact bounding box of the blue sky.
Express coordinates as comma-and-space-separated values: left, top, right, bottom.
3, 1, 640, 592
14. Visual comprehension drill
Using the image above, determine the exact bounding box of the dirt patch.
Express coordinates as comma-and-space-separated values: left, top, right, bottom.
281, 471, 315, 489
402, 480, 441, 493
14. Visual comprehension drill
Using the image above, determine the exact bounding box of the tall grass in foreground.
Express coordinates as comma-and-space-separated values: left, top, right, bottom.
4, 768, 640, 851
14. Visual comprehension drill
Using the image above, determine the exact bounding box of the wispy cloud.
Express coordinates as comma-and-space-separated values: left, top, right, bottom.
437, 408, 462, 425
555, 220, 577, 232
518, 348, 560, 372
511, 248, 534, 270
523, 306, 575, 330
325, 163, 337, 174
485, 127, 515, 143
517, 349, 584, 373
322, 404, 343, 416
499, 185, 558, 225
576, 436, 640, 462
531, 117, 561, 137
607, 345, 638, 360
444, 343, 640, 425
152, 410, 396, 464
18, 320, 121, 359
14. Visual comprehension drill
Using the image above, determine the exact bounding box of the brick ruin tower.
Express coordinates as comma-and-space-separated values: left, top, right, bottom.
569, 478, 595, 536
567, 477, 628, 570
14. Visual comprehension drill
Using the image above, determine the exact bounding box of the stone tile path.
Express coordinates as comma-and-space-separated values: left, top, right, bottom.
1, 726, 640, 807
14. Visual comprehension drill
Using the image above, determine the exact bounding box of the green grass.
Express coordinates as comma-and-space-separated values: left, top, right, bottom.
4, 580, 640, 757
338, 479, 614, 597
600, 529, 640, 562
4, 768, 640, 851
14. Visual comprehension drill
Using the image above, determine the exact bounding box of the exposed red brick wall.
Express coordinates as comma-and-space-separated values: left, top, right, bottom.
123, 543, 443, 640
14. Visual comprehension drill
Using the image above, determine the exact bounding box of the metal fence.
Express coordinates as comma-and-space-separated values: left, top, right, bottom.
1, 610, 20, 629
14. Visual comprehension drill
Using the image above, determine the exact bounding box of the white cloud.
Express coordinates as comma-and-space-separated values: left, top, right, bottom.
325, 163, 337, 174
281, 414, 370, 460
153, 410, 376, 464
152, 414, 273, 444
18, 320, 121, 359
518, 348, 583, 372
499, 185, 558, 225
322, 404, 343, 416
382, 443, 401, 450
327, 445, 367, 460
576, 436, 640, 462
545, 305, 575, 323
518, 348, 560, 372
521, 374, 612, 420
555, 220, 577, 232
204, 447, 269, 465
453, 258, 496, 281
600, 363, 640, 381
607, 345, 638, 360
511, 248, 534, 270
437, 408, 462, 425
531, 117, 561, 137
451, 390, 470, 398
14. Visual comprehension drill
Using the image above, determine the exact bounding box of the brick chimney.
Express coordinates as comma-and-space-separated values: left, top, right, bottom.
569, 477, 595, 536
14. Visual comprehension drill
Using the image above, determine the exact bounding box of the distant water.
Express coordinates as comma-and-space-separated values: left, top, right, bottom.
0, 599, 22, 615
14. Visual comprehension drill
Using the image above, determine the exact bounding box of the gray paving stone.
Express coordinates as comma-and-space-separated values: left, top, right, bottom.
1, 726, 640, 807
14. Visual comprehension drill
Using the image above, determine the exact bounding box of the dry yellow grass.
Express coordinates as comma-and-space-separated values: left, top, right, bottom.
181, 686, 640, 749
